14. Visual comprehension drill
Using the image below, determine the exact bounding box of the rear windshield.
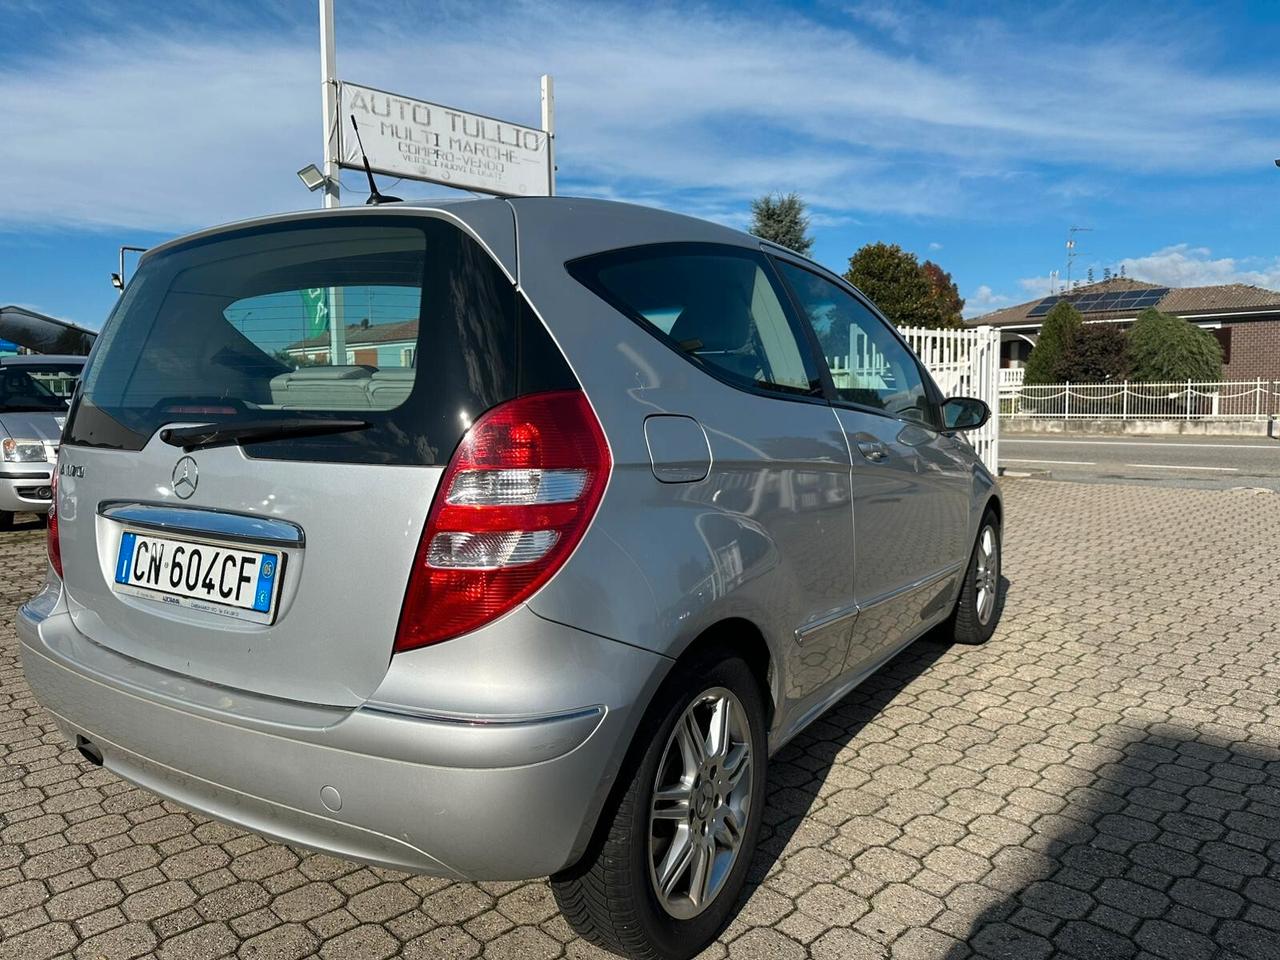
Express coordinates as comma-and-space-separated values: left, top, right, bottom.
68, 215, 575, 465
0, 363, 81, 412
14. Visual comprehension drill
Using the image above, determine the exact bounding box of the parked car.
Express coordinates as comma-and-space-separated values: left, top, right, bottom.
0, 354, 84, 529
19, 199, 1002, 960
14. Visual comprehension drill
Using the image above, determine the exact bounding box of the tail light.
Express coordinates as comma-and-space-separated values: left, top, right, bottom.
394, 390, 611, 652
47, 473, 63, 578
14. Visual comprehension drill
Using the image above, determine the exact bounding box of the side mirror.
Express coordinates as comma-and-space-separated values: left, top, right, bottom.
942, 396, 990, 432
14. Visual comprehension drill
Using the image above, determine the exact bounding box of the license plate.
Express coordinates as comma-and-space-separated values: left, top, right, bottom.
113, 531, 282, 621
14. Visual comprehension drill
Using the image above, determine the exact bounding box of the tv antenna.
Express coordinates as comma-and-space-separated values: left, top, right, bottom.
1065, 226, 1092, 291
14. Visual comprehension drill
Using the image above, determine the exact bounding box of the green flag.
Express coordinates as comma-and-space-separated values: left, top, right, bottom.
301, 288, 329, 338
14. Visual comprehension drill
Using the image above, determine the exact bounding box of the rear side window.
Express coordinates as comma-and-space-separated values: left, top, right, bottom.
68, 216, 575, 465
569, 244, 822, 398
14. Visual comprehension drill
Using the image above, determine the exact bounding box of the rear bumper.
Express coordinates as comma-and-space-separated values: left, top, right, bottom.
18, 590, 670, 879
0, 467, 54, 513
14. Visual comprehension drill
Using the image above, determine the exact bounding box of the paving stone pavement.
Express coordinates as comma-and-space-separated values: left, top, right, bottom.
2, 479, 1279, 959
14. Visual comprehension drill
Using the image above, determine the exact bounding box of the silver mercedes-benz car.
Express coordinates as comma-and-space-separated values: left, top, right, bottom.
0, 354, 83, 528
19, 198, 1002, 960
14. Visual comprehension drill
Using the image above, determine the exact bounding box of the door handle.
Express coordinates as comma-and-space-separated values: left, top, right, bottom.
857, 439, 889, 463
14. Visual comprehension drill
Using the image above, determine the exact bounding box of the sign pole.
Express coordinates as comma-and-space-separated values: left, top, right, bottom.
318, 0, 345, 362
319, 0, 341, 210
541, 74, 556, 197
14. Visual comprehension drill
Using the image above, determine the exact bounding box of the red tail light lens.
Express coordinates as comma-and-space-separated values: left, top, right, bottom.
47, 473, 63, 578
394, 390, 611, 652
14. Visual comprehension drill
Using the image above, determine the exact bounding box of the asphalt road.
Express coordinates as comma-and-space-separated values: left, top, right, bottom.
1001, 433, 1280, 490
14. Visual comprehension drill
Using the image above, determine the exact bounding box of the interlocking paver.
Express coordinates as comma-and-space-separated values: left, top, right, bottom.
1, 480, 1279, 957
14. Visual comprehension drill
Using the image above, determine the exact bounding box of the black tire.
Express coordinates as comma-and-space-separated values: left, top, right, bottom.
552, 648, 768, 960
0, 511, 13, 531
951, 508, 1002, 645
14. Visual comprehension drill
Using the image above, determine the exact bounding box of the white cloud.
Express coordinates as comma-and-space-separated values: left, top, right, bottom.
1118, 244, 1280, 290
1018, 276, 1059, 297
844, 2, 915, 44
963, 284, 1011, 318
928, 241, 943, 251
0, 2, 1275, 233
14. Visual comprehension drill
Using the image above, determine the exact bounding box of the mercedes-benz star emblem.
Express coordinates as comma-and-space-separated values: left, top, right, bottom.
172, 456, 199, 500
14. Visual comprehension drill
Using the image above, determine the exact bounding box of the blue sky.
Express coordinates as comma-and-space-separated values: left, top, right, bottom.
1, 0, 1278, 329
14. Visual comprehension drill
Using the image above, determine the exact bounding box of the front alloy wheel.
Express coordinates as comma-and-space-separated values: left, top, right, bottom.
974, 524, 999, 626
952, 508, 1002, 645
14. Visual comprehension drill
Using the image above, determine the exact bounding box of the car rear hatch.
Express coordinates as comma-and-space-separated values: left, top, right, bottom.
57, 210, 574, 707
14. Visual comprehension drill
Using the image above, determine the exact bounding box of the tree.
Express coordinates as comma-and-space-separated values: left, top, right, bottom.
1023, 301, 1083, 384
844, 242, 948, 328
748, 192, 813, 256
1127, 308, 1222, 382
1059, 323, 1130, 382
920, 260, 966, 329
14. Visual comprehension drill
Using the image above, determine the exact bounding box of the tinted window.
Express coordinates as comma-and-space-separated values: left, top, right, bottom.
776, 262, 935, 427
570, 245, 822, 397
0, 363, 80, 412
68, 216, 575, 465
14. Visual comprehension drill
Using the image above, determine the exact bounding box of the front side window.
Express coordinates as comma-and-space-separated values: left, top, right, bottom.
776, 261, 935, 427
570, 245, 822, 397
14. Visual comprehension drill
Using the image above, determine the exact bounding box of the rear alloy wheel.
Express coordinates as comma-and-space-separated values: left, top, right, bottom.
552, 652, 767, 960
952, 509, 1002, 645
648, 688, 753, 920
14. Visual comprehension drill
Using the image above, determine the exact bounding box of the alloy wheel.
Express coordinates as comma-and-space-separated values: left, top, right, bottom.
975, 524, 999, 625
648, 687, 753, 920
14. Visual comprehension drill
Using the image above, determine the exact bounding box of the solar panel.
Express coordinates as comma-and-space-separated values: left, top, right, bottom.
1024, 287, 1168, 318
1129, 288, 1168, 310
1027, 296, 1061, 317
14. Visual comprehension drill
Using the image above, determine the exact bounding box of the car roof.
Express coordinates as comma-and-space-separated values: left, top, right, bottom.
137, 196, 762, 272
0, 354, 86, 366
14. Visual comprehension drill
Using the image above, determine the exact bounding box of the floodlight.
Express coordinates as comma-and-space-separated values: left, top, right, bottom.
110, 273, 124, 291
297, 164, 328, 192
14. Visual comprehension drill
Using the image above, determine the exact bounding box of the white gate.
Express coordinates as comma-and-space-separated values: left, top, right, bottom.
899, 325, 1001, 473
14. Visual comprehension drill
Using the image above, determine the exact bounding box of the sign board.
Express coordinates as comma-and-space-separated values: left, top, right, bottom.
338, 81, 551, 197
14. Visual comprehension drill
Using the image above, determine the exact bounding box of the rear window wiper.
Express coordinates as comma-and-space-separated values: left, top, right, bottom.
159, 417, 371, 452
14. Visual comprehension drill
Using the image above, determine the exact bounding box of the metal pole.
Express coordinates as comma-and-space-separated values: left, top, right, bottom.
540, 74, 556, 197
319, 0, 341, 211
318, 0, 345, 364
117, 245, 147, 293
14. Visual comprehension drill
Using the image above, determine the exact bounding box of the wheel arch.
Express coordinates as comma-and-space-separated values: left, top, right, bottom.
673, 617, 777, 729
984, 492, 1002, 524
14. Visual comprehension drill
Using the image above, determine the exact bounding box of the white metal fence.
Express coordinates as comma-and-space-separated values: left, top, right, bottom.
822, 325, 1002, 472
902, 326, 1001, 472
1001, 378, 1280, 421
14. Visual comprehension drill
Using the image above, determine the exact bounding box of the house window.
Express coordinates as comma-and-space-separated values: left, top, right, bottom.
1211, 327, 1232, 365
